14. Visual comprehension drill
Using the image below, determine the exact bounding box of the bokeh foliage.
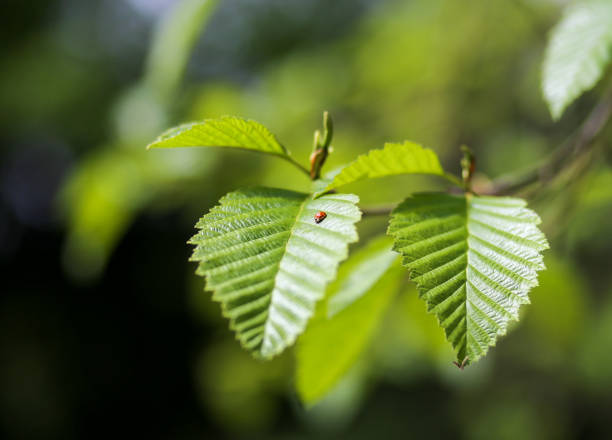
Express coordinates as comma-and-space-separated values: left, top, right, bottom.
2, 0, 612, 438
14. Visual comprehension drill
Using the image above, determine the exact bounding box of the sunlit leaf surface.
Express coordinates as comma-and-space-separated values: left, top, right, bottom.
147, 116, 289, 157
388, 193, 549, 364
542, 1, 612, 120
190, 187, 361, 359
318, 141, 448, 195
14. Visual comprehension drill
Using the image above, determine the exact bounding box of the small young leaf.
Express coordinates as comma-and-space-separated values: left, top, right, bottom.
147, 116, 289, 156
317, 141, 455, 195
388, 193, 549, 364
542, 1, 612, 120
190, 187, 361, 359
296, 237, 403, 405
311, 166, 345, 195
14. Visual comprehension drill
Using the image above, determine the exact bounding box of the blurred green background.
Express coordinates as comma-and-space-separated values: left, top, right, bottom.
2, 0, 612, 438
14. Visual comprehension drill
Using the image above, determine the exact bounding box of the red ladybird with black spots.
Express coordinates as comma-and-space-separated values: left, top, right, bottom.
314, 211, 327, 224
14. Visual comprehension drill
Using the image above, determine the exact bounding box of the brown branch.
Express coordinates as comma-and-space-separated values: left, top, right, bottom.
483, 85, 612, 196
360, 85, 612, 213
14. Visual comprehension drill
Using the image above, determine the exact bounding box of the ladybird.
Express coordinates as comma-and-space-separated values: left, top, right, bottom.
314, 211, 327, 224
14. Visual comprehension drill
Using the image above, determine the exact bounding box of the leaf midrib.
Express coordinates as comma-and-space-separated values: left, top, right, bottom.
261, 193, 312, 351
460, 194, 471, 361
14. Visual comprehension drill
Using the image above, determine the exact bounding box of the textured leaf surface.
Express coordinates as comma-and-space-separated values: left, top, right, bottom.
318, 142, 447, 195
388, 193, 549, 363
147, 116, 288, 156
542, 1, 612, 120
296, 236, 403, 405
190, 187, 361, 359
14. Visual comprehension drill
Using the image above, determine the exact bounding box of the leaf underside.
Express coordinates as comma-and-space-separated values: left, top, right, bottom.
388, 193, 549, 363
189, 187, 361, 359
318, 141, 445, 195
542, 1, 612, 120
147, 116, 288, 156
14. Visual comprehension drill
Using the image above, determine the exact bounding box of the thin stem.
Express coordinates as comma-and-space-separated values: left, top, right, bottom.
359, 173, 465, 217
443, 172, 464, 188
282, 155, 311, 178
361, 204, 396, 216
484, 83, 612, 196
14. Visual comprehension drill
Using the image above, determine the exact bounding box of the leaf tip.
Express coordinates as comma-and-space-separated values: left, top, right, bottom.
146, 135, 164, 150
549, 104, 564, 122
452, 356, 469, 370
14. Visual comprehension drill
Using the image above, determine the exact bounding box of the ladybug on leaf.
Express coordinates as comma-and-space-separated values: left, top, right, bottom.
314, 211, 327, 224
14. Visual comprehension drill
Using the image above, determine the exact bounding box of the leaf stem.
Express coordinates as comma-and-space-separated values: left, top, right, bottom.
360, 173, 465, 217
361, 204, 396, 216
443, 172, 464, 188
484, 83, 612, 196
282, 154, 312, 178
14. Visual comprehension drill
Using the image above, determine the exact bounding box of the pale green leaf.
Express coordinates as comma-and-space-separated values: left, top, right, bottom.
317, 141, 456, 195
311, 165, 346, 195
296, 237, 403, 405
145, 0, 220, 101
147, 116, 289, 157
327, 235, 397, 317
190, 187, 361, 359
542, 1, 612, 120
388, 193, 549, 364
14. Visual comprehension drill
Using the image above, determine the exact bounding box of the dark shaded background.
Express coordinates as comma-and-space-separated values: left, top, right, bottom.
2, 0, 612, 438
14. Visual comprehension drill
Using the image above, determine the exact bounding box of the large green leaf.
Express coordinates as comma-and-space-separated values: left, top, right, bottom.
190, 187, 361, 359
317, 141, 458, 195
542, 0, 612, 120
147, 116, 289, 157
296, 236, 403, 405
387, 193, 548, 364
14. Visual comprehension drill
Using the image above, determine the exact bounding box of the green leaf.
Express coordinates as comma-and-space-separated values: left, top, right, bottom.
189, 187, 361, 359
327, 236, 398, 317
296, 236, 403, 405
60, 150, 151, 281
147, 116, 289, 157
317, 141, 457, 195
145, 0, 220, 101
311, 166, 346, 195
387, 193, 549, 364
542, 1, 612, 120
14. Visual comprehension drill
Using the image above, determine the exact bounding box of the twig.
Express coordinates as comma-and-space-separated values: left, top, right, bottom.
360, 87, 611, 214
361, 204, 396, 217
282, 154, 311, 178
484, 84, 612, 196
